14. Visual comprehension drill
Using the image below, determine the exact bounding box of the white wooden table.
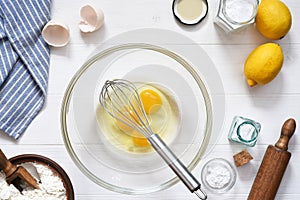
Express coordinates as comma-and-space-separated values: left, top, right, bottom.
1, 0, 299, 199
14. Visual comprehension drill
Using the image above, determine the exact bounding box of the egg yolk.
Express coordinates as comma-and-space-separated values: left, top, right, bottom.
140, 89, 162, 114
132, 130, 150, 147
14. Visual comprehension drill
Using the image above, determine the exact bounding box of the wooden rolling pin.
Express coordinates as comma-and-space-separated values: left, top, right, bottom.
248, 118, 296, 200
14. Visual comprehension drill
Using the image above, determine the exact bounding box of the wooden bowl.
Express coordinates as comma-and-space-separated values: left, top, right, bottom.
9, 154, 74, 200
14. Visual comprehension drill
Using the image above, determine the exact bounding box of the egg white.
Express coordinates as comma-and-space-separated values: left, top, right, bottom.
96, 83, 181, 154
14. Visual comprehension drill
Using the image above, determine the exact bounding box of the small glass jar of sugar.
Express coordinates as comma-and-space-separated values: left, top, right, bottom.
214, 0, 259, 32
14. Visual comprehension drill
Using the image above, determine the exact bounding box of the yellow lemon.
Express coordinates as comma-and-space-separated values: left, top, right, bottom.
255, 0, 292, 40
244, 43, 283, 87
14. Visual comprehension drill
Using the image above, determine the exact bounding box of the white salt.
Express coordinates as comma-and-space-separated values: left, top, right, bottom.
224, 0, 256, 23
205, 165, 231, 188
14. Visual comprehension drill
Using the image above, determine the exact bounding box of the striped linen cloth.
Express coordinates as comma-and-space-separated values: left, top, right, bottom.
0, 0, 51, 139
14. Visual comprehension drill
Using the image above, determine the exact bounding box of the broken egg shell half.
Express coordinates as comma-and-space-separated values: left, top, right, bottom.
172, 0, 208, 25
79, 4, 104, 33
42, 20, 70, 47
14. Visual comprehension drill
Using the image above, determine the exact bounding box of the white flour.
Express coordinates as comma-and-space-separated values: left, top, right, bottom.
0, 163, 67, 200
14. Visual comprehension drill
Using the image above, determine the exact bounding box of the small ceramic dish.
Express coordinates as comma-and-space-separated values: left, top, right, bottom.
9, 154, 74, 200
201, 158, 236, 193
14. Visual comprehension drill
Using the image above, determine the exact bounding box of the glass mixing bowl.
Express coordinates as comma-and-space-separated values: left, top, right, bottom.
61, 29, 225, 194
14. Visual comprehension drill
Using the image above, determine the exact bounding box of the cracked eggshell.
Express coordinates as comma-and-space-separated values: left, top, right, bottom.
79, 4, 104, 33
42, 20, 70, 47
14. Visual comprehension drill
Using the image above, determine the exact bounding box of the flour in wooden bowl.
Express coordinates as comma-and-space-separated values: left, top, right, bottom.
0, 163, 66, 200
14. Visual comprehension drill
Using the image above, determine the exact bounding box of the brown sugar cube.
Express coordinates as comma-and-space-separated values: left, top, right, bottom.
233, 150, 253, 167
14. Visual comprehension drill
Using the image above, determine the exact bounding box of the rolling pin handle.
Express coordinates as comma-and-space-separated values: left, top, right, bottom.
275, 118, 296, 151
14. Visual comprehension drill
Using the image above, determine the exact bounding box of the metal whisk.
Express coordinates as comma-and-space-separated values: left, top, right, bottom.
99, 79, 207, 200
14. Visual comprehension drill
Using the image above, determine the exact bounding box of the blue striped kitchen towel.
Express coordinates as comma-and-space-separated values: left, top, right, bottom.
0, 0, 51, 139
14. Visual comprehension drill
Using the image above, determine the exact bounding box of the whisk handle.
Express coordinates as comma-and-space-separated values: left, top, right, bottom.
148, 134, 207, 200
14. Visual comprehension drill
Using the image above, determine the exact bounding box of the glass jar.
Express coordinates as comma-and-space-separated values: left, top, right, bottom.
214, 0, 259, 32
201, 158, 236, 193
228, 116, 261, 146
